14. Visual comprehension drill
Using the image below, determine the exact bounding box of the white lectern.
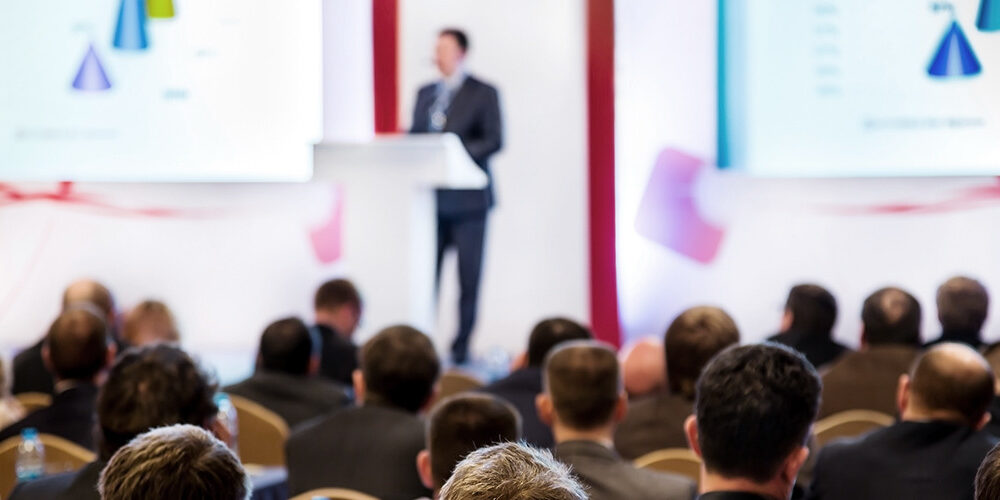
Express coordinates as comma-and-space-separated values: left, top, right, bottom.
312, 133, 487, 337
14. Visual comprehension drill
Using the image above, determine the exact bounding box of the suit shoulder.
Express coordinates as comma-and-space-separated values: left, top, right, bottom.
465, 75, 498, 93
417, 83, 437, 96
631, 465, 695, 495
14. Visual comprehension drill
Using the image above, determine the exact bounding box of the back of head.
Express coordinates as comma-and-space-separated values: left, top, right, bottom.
62, 279, 115, 319
314, 278, 362, 313
861, 287, 922, 346
544, 341, 620, 430
694, 343, 821, 484
46, 308, 109, 381
361, 325, 440, 412
122, 300, 180, 346
908, 343, 994, 426
427, 394, 521, 490
785, 284, 838, 336
526, 318, 593, 367
938, 276, 989, 334
98, 344, 218, 459
257, 317, 315, 376
439, 442, 587, 500
98, 424, 250, 500
620, 338, 666, 398
665, 306, 740, 399
976, 442, 1000, 500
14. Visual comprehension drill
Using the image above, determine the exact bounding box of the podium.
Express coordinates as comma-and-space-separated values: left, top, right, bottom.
312, 134, 487, 338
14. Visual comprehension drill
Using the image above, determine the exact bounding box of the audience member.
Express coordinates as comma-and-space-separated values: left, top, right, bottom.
0, 358, 25, 429
540, 341, 695, 500
620, 338, 666, 400
768, 284, 849, 369
438, 442, 587, 500
686, 343, 820, 500
480, 317, 593, 448
98, 424, 250, 500
819, 287, 922, 418
976, 441, 1000, 500
224, 317, 350, 427
9, 343, 219, 500
0, 307, 114, 449
983, 344, 1000, 437
416, 394, 521, 498
13, 279, 116, 395
286, 325, 440, 499
121, 300, 179, 346
925, 276, 989, 349
808, 343, 997, 499
312, 278, 363, 386
615, 306, 739, 459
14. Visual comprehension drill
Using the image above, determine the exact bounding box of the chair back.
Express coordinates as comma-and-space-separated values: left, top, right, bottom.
290, 487, 380, 500
437, 370, 485, 402
229, 394, 290, 467
814, 409, 894, 448
634, 447, 701, 485
0, 433, 96, 497
14, 393, 51, 414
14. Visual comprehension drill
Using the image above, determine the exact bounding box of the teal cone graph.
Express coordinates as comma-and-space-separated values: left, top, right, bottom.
113, 0, 149, 50
72, 44, 112, 91
928, 21, 982, 77
979, 0, 1000, 31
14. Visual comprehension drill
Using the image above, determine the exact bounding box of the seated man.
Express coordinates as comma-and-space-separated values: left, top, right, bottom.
480, 317, 592, 448
10, 343, 220, 500
616, 306, 739, 459
416, 394, 521, 498
685, 343, 821, 500
768, 284, 849, 370
98, 424, 250, 500
925, 276, 989, 349
439, 442, 587, 500
620, 338, 666, 400
121, 300, 180, 346
808, 343, 998, 500
540, 341, 695, 500
312, 278, 363, 386
286, 325, 440, 499
224, 317, 350, 427
976, 442, 1000, 500
0, 307, 114, 449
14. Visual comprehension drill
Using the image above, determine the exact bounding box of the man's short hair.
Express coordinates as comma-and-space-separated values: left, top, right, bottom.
361, 325, 440, 413
257, 317, 316, 376
544, 341, 620, 430
694, 343, 821, 484
314, 278, 362, 312
439, 442, 587, 500
786, 284, 838, 335
862, 287, 922, 346
97, 344, 218, 460
938, 277, 989, 334
909, 343, 994, 427
976, 442, 1000, 500
439, 28, 469, 53
665, 306, 740, 399
46, 308, 109, 381
427, 394, 521, 489
122, 300, 180, 346
62, 279, 115, 318
526, 318, 593, 367
98, 424, 250, 500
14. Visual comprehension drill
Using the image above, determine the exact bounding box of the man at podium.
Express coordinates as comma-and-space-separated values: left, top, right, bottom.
411, 28, 503, 364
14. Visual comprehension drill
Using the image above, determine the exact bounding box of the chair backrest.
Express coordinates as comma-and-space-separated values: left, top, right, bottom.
0, 433, 96, 497
228, 394, 290, 467
814, 409, 894, 448
14, 393, 52, 414
634, 447, 701, 485
436, 370, 485, 402
290, 487, 380, 500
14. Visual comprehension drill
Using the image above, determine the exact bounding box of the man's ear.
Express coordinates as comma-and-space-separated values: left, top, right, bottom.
41, 344, 53, 374
780, 309, 793, 332
352, 369, 366, 404
536, 393, 555, 427
307, 355, 320, 377
859, 326, 869, 350
684, 415, 701, 457
976, 412, 992, 431
104, 343, 117, 369
896, 374, 911, 416
613, 393, 628, 423
416, 449, 434, 490
420, 384, 440, 414
781, 446, 810, 485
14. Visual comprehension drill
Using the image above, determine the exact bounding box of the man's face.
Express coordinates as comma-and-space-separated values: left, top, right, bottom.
435, 34, 464, 77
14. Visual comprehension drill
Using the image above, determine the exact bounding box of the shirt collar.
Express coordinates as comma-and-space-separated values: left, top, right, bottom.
440, 68, 467, 92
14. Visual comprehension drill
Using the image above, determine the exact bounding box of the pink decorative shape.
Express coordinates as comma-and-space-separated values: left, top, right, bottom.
309, 185, 343, 264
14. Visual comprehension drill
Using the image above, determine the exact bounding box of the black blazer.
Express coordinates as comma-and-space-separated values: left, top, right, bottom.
818, 345, 918, 419
223, 370, 350, 428
807, 420, 998, 500
480, 367, 552, 448
411, 75, 503, 215
314, 324, 358, 387
614, 392, 693, 460
0, 383, 98, 450
767, 330, 850, 370
698, 493, 773, 500
12, 340, 54, 396
285, 404, 430, 500
9, 459, 105, 500
554, 440, 695, 500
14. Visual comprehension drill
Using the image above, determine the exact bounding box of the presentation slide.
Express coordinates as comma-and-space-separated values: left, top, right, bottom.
720, 0, 1000, 177
0, 0, 322, 182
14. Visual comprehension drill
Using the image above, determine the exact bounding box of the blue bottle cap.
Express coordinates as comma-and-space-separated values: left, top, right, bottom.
20, 428, 37, 439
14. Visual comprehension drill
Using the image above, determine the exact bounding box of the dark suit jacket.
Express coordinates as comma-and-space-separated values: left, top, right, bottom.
924, 329, 984, 350
614, 392, 692, 460
313, 324, 357, 387
768, 330, 850, 370
480, 367, 552, 448
411, 75, 503, 215
12, 340, 54, 396
699, 493, 773, 500
9, 459, 105, 500
818, 345, 918, 419
0, 383, 98, 450
554, 440, 695, 500
285, 403, 430, 500
223, 370, 350, 428
807, 420, 997, 500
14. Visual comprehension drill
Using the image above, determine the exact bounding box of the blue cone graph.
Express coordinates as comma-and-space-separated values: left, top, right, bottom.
928, 21, 982, 78
72, 44, 112, 91
113, 0, 149, 50
979, 0, 1000, 31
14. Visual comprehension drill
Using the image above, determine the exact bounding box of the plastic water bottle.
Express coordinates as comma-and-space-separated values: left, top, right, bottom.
214, 393, 239, 455
15, 428, 45, 481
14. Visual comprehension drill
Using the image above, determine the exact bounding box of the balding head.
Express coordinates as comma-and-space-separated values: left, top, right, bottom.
938, 276, 989, 335
620, 339, 666, 399
45, 308, 112, 382
862, 287, 922, 347
901, 343, 994, 428
63, 279, 115, 321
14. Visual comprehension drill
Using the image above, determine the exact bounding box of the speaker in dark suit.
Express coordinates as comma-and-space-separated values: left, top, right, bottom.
410, 28, 503, 364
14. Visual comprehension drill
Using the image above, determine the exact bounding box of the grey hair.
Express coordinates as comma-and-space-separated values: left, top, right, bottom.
439, 442, 588, 500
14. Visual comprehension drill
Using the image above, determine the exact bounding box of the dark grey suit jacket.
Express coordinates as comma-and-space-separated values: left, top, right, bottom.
9, 460, 105, 500
555, 440, 695, 500
223, 370, 350, 428
615, 392, 693, 460
480, 367, 552, 448
818, 345, 918, 419
0, 383, 98, 450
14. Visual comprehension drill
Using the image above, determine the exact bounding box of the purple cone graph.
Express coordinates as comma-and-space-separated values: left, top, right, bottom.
978, 0, 1000, 31
113, 0, 149, 50
72, 44, 112, 91
928, 21, 982, 78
